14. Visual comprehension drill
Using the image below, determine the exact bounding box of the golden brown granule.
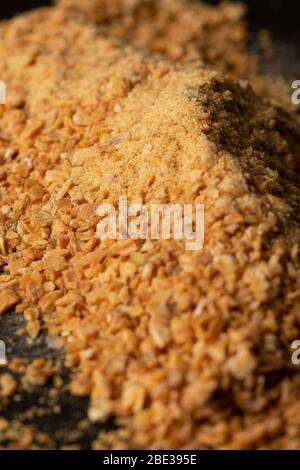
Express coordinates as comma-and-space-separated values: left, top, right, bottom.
58, 0, 256, 77
0, 417, 52, 450
0, 372, 17, 398
0, 0, 300, 451
57, 0, 296, 112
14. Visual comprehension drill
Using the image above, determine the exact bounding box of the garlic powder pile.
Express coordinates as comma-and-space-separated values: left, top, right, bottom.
0, 0, 300, 450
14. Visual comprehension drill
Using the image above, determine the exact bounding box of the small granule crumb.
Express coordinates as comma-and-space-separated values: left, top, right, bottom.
23, 360, 55, 388
0, 290, 18, 315
0, 373, 17, 398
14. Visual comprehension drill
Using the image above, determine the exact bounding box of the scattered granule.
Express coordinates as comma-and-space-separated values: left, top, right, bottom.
0, 373, 17, 398
0, 289, 18, 315
23, 359, 57, 388
0, 0, 300, 451
0, 418, 52, 450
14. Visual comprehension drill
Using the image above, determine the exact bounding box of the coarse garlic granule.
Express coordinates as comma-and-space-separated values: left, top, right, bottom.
0, 0, 300, 450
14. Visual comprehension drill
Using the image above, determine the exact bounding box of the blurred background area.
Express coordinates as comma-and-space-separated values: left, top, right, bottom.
0, 0, 299, 40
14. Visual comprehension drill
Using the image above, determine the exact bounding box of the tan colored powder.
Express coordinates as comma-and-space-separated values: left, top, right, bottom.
0, 0, 300, 450
58, 0, 256, 77
57, 0, 295, 111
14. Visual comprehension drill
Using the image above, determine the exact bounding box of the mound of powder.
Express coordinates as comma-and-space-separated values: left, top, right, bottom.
0, 1, 300, 450
58, 0, 256, 77
57, 0, 295, 112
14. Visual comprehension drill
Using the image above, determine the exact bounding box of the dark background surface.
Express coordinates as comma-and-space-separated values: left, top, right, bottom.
0, 0, 299, 39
